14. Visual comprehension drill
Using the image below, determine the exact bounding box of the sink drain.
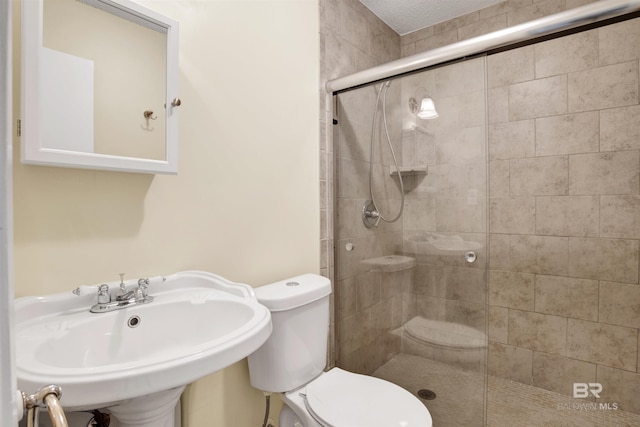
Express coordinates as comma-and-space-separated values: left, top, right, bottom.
417, 389, 436, 400
127, 315, 141, 328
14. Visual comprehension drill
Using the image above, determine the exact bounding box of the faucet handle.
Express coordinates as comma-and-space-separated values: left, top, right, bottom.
97, 284, 110, 304
118, 273, 126, 292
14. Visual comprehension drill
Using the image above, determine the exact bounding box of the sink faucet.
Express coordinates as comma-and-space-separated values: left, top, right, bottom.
90, 274, 155, 313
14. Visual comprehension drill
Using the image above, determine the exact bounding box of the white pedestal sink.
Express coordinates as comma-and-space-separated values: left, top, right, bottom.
15, 271, 272, 426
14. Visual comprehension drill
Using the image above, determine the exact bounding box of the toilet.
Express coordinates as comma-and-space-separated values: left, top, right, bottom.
248, 274, 432, 427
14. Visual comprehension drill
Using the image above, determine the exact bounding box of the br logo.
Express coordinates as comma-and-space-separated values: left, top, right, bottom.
573, 383, 602, 399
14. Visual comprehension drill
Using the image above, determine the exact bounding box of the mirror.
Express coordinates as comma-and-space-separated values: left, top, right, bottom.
21, 0, 180, 174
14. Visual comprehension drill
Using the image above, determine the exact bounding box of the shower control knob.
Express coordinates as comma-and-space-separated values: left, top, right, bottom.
465, 251, 477, 263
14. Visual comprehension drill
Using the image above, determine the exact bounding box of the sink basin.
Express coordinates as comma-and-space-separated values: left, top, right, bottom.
15, 270, 272, 424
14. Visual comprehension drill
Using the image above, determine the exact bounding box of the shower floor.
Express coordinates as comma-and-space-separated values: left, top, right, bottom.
372, 354, 640, 427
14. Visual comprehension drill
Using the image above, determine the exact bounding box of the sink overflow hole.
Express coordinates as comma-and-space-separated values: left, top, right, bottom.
417, 389, 436, 400
127, 315, 141, 328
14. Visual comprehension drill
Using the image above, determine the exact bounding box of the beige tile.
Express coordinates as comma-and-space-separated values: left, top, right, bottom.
569, 151, 640, 195
416, 296, 486, 331
490, 198, 535, 234
597, 365, 640, 414
599, 18, 640, 66
415, 30, 458, 53
488, 86, 509, 124
479, 1, 514, 20
509, 156, 569, 196
567, 319, 638, 371
336, 158, 369, 199
401, 26, 434, 46
413, 263, 436, 296
338, 1, 369, 52
458, 14, 507, 41
488, 341, 533, 384
401, 292, 416, 324
489, 306, 509, 344
490, 160, 510, 198
356, 270, 382, 310
416, 131, 436, 167
536, 196, 599, 237
380, 270, 407, 299
533, 352, 596, 396
534, 30, 598, 78
510, 235, 569, 276
599, 281, 640, 329
601, 105, 640, 151
400, 43, 415, 58
569, 237, 639, 284
534, 275, 598, 321
489, 120, 535, 160
508, 309, 567, 355
339, 310, 370, 357
367, 15, 400, 63
507, 0, 566, 26
566, 0, 599, 7
601, 195, 640, 239
424, 163, 486, 199
535, 112, 599, 156
337, 277, 356, 321
436, 126, 485, 165
436, 198, 487, 233
509, 75, 567, 121
371, 298, 394, 337
435, 58, 486, 97
435, 265, 487, 304
458, 91, 487, 129
324, 32, 358, 80
487, 45, 535, 88
568, 62, 639, 112
489, 270, 535, 310
403, 197, 437, 231
489, 233, 511, 271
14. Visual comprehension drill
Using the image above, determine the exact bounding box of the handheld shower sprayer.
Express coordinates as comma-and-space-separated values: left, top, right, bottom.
363, 80, 405, 228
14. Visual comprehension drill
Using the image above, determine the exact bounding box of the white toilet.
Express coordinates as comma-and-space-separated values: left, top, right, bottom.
248, 274, 433, 427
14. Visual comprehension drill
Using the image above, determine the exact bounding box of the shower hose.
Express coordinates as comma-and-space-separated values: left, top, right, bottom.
368, 80, 405, 224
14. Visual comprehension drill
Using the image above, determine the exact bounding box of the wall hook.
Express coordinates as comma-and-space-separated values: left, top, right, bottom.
143, 110, 157, 120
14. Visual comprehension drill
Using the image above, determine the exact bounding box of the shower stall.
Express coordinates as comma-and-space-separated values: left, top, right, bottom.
326, 1, 640, 425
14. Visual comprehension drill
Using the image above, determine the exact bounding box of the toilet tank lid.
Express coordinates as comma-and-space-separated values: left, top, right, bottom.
254, 274, 331, 312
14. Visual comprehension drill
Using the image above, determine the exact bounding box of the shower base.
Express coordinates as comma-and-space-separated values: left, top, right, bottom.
373, 353, 640, 427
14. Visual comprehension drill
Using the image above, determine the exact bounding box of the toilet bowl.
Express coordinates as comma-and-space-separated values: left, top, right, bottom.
284, 367, 431, 427
248, 274, 432, 427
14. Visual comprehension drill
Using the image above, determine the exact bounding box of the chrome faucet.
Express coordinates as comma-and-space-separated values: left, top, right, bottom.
90, 274, 155, 313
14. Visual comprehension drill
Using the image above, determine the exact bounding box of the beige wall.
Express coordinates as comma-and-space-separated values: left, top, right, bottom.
12, 0, 319, 426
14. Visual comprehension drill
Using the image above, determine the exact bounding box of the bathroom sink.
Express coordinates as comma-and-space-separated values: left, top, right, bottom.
15, 271, 272, 413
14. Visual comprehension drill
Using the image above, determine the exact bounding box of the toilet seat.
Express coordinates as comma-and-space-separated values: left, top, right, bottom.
303, 368, 432, 427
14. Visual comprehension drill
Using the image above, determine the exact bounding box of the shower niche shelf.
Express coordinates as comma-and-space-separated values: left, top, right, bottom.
390, 165, 428, 177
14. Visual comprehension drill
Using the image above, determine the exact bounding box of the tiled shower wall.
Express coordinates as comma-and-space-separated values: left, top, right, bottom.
485, 19, 640, 413
319, 0, 400, 367
397, 0, 640, 414
322, 0, 640, 414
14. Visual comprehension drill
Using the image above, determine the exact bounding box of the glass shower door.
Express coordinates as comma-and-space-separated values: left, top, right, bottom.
334, 56, 488, 427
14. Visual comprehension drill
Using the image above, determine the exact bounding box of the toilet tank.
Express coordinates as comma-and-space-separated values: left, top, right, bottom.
248, 274, 331, 393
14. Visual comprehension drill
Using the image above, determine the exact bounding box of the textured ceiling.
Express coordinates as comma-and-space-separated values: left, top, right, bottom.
360, 0, 503, 35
